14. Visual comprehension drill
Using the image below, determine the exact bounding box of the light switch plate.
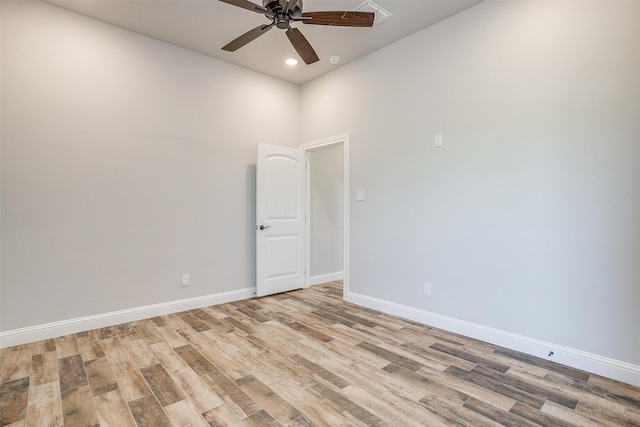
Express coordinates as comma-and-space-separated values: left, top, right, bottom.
423, 283, 431, 296
434, 133, 443, 147
356, 190, 366, 201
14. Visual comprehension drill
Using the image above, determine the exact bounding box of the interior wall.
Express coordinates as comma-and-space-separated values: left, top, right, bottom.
301, 0, 640, 365
2, 0, 639, 373
0, 0, 301, 331
309, 145, 344, 277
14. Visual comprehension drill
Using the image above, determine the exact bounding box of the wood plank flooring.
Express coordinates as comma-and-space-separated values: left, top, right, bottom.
1, 281, 639, 426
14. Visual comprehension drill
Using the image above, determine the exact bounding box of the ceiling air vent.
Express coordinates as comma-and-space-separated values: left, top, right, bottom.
353, 0, 392, 25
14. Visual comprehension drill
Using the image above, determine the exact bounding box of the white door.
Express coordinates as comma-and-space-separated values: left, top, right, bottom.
256, 143, 306, 297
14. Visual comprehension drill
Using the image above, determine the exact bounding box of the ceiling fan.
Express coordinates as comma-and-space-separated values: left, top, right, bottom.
218, 0, 375, 64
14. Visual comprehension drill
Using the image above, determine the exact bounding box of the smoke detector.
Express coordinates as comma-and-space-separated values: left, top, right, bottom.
353, 0, 392, 25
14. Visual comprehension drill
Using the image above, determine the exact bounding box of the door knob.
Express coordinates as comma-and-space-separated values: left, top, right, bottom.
258, 225, 271, 230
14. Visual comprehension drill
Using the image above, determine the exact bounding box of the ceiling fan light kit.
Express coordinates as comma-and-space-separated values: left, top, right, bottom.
218, 0, 375, 65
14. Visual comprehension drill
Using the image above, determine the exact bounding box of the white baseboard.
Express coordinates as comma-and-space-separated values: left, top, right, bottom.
308, 271, 344, 286
5, 285, 638, 387
346, 291, 640, 387
0, 287, 255, 348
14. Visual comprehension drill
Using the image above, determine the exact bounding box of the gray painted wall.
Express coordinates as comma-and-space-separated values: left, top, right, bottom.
310, 145, 344, 277
2, 0, 639, 372
1, 0, 300, 330
301, 1, 640, 365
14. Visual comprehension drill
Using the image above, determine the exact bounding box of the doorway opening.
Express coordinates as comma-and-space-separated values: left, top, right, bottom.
301, 134, 350, 299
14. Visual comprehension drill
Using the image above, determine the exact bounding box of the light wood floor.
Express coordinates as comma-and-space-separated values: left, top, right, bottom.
1, 281, 639, 426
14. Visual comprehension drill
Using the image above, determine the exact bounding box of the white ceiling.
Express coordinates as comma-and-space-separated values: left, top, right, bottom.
43, 0, 482, 85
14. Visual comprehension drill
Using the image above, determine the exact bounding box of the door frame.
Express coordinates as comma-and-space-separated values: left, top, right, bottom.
300, 134, 350, 299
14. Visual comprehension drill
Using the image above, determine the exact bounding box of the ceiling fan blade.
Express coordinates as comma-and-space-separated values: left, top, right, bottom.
222, 24, 274, 52
218, 0, 270, 15
286, 28, 319, 65
301, 11, 375, 27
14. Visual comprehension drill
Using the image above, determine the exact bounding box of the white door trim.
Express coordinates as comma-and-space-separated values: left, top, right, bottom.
301, 134, 350, 300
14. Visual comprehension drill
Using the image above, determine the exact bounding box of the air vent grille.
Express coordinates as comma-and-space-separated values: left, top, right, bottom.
353, 0, 392, 25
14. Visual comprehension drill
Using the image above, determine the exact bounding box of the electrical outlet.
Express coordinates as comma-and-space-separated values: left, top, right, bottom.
423, 283, 431, 296
182, 274, 190, 286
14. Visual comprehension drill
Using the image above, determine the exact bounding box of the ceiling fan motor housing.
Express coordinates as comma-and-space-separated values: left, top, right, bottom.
264, 0, 303, 17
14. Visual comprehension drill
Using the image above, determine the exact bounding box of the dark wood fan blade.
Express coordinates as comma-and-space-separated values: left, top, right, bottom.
301, 11, 374, 27
222, 24, 274, 52
218, 0, 269, 15
286, 28, 319, 64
